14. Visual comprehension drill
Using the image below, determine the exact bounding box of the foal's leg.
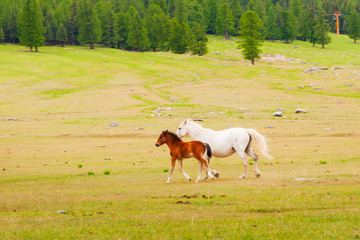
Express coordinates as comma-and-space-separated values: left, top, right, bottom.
178, 159, 191, 182
166, 158, 176, 183
196, 155, 214, 180
202, 153, 219, 180
245, 147, 260, 178
195, 162, 203, 183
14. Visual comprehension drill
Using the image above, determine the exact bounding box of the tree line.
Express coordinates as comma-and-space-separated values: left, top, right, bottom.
0, 0, 360, 53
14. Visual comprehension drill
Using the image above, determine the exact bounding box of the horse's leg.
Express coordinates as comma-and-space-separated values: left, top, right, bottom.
166, 158, 176, 183
238, 152, 248, 179
178, 159, 191, 182
246, 146, 260, 178
233, 142, 248, 179
195, 162, 203, 183
196, 155, 214, 180
202, 152, 219, 179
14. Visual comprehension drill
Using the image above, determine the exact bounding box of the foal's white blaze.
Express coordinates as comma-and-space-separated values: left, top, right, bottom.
176, 119, 273, 179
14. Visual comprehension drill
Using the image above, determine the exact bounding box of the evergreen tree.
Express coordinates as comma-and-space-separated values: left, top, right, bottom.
145, 4, 170, 51
188, 0, 205, 29
168, 0, 176, 17
280, 11, 297, 43
289, 0, 301, 18
231, 0, 242, 31
168, 17, 190, 54
96, 1, 118, 48
43, 5, 55, 44
237, 10, 264, 65
0, 26, 5, 44
265, 3, 279, 41
347, 9, 360, 43
148, 0, 168, 14
56, 23, 67, 47
215, 2, 234, 39
19, 0, 45, 52
115, 12, 128, 49
126, 6, 150, 52
298, 8, 312, 41
77, 0, 101, 49
247, 0, 265, 22
67, 0, 79, 45
189, 21, 208, 55
313, 6, 331, 48
7, 7, 17, 43
274, 1, 283, 30
205, 0, 217, 34
174, 0, 189, 24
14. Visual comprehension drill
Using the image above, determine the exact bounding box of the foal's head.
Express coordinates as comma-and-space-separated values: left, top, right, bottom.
155, 130, 182, 147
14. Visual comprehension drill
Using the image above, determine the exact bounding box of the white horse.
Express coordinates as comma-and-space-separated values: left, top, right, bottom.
176, 119, 273, 179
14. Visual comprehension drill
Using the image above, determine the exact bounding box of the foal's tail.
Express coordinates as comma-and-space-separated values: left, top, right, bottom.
247, 129, 273, 160
203, 143, 212, 162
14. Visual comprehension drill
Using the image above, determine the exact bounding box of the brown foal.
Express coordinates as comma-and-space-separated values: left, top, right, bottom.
155, 130, 214, 183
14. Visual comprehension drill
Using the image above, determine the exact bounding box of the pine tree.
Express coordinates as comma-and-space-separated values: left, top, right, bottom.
77, 0, 101, 49
188, 0, 205, 29
289, 0, 301, 18
0, 26, 5, 44
148, 0, 168, 14
96, 1, 118, 48
205, 0, 217, 34
19, 0, 45, 52
237, 10, 264, 65
168, 17, 190, 54
231, 0, 242, 31
115, 12, 128, 49
126, 6, 150, 52
43, 5, 55, 44
280, 11, 297, 43
174, 0, 189, 24
146, 4, 170, 51
56, 23, 67, 47
67, 0, 79, 45
215, 2, 234, 39
265, 3, 279, 41
347, 9, 360, 43
298, 8, 312, 41
7, 8, 17, 43
313, 6, 331, 48
189, 22, 208, 56
247, 0, 265, 22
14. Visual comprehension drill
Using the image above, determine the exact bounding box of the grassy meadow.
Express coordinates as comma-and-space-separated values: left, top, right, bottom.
0, 33, 360, 239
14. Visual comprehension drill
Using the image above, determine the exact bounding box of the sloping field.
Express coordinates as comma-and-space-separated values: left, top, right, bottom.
0, 34, 359, 239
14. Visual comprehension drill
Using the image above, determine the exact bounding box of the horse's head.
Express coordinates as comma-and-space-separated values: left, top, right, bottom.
155, 130, 168, 147
176, 119, 190, 138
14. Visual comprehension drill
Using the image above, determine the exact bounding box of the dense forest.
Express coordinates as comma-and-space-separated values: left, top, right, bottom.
0, 0, 360, 52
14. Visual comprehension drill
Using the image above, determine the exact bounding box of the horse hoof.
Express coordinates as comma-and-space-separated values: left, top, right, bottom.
239, 176, 246, 179
188, 178, 191, 182
214, 172, 220, 178
256, 173, 260, 178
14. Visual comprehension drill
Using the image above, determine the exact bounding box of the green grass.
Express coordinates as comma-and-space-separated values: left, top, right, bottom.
0, 34, 360, 239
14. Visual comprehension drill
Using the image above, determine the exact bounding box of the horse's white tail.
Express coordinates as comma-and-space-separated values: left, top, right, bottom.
247, 129, 273, 160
